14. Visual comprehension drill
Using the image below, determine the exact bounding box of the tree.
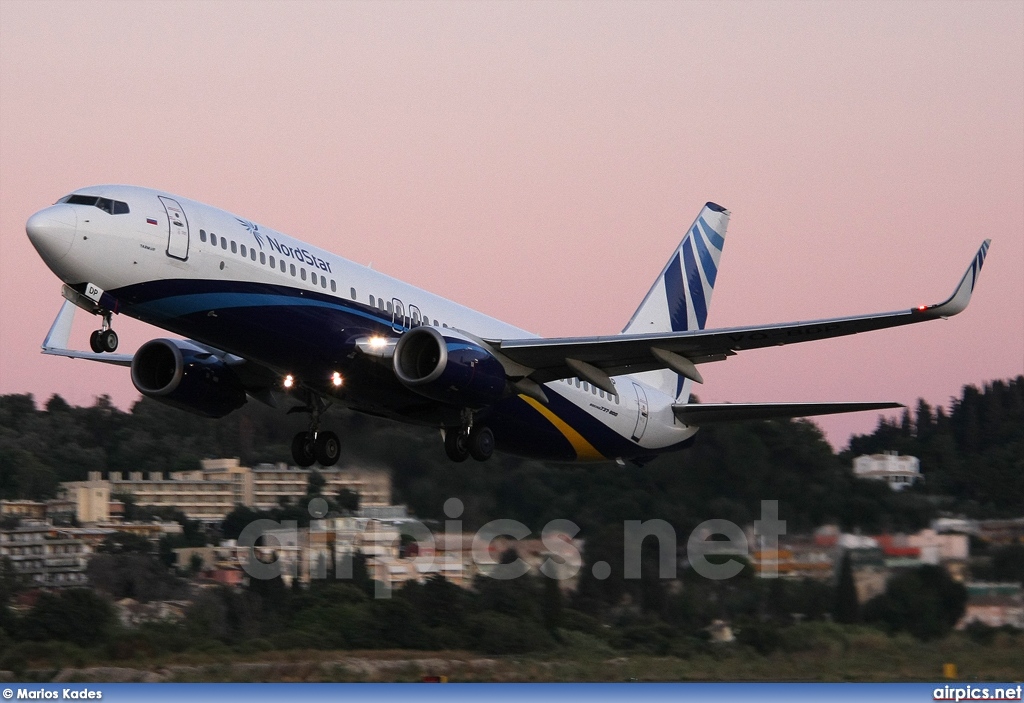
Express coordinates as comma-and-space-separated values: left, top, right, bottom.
19, 589, 114, 647
833, 551, 860, 624
337, 488, 359, 513
306, 469, 326, 496
97, 531, 154, 554
863, 565, 967, 640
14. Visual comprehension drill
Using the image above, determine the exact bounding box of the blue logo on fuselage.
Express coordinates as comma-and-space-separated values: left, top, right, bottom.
265, 235, 333, 273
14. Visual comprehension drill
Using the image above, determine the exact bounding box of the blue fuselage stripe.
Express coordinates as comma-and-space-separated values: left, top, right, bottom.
111, 279, 679, 462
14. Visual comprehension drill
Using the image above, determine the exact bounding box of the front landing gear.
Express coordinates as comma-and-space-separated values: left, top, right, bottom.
88, 312, 118, 353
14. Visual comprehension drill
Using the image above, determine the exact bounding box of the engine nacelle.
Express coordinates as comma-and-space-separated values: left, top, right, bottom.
131, 339, 247, 418
393, 327, 507, 408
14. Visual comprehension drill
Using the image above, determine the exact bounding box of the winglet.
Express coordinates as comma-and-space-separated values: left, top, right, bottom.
920, 240, 990, 318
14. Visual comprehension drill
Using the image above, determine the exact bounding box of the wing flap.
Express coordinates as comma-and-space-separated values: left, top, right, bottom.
673, 401, 903, 426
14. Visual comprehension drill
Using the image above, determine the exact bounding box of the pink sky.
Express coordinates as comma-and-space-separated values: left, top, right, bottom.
1, 1, 1021, 449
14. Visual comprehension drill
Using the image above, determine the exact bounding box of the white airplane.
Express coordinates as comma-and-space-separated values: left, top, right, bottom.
26, 186, 989, 467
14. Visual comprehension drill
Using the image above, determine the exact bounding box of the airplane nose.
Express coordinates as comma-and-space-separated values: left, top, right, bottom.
26, 204, 77, 263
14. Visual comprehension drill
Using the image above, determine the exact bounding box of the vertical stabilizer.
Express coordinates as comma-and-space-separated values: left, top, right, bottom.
622, 202, 730, 400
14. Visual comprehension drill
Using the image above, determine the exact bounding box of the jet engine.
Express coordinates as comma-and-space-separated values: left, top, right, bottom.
131, 338, 247, 418
393, 327, 507, 408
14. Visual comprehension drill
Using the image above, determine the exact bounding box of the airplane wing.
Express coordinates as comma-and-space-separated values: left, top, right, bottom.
489, 240, 990, 388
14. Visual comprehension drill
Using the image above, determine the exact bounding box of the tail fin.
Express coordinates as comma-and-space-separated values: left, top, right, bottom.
622, 202, 730, 400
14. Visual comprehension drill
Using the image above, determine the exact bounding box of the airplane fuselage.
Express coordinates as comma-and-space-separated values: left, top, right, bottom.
27, 185, 692, 463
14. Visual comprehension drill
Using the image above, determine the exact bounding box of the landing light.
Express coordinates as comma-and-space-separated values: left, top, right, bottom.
368, 336, 388, 349
332, 372, 343, 387
283, 374, 294, 389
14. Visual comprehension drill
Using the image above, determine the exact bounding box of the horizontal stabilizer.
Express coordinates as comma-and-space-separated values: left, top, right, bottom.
41, 300, 133, 367
672, 401, 902, 426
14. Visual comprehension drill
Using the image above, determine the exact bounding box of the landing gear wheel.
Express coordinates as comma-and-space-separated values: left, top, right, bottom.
99, 329, 118, 353
314, 431, 340, 467
89, 330, 104, 354
469, 425, 495, 462
291, 432, 316, 467
444, 428, 470, 463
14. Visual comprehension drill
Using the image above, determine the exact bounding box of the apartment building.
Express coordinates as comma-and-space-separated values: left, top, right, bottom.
0, 524, 93, 587
59, 458, 391, 525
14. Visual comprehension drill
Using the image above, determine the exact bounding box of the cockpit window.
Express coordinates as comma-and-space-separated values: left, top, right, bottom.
61, 194, 130, 215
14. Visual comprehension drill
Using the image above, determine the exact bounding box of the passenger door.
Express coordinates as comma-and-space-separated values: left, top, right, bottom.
159, 196, 189, 261
631, 382, 649, 442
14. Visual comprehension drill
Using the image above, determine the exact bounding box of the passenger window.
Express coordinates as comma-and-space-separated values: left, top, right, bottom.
321, 278, 327, 289
211, 233, 217, 246
251, 249, 257, 261
221, 238, 227, 250
280, 260, 286, 272
369, 295, 376, 307
231, 241, 237, 254
269, 255, 275, 267
332, 281, 338, 293
350, 287, 356, 299
240, 244, 247, 257
386, 302, 393, 314
260, 252, 266, 264
200, 230, 207, 242
308, 272, 314, 284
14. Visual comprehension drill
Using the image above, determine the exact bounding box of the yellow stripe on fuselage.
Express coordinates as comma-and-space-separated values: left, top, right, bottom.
519, 395, 605, 461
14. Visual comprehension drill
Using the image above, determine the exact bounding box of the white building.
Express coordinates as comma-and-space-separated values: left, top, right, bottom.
0, 524, 93, 587
852, 451, 921, 491
59, 458, 391, 525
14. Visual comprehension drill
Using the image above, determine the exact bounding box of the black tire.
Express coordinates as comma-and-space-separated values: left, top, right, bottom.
89, 330, 104, 354
314, 431, 340, 466
444, 428, 470, 463
291, 432, 316, 467
99, 329, 118, 352
469, 425, 495, 462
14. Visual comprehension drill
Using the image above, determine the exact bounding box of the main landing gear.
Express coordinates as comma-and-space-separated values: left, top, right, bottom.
289, 393, 340, 467
444, 410, 494, 463
88, 312, 118, 353
291, 430, 340, 468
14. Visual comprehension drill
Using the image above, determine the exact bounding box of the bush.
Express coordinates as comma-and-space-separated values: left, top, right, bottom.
467, 612, 553, 654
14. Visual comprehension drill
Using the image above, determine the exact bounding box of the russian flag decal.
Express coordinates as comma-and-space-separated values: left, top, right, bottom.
146, 218, 158, 225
